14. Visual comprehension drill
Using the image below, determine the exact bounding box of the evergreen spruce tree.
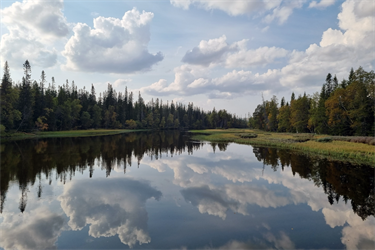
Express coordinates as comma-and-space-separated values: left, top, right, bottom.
17, 60, 34, 131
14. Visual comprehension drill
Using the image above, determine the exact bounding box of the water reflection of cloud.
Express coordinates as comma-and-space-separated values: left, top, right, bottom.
209, 231, 294, 249
145, 144, 375, 248
0, 207, 65, 250
181, 184, 292, 219
323, 207, 375, 249
58, 177, 161, 248
146, 155, 258, 188
259, 166, 375, 249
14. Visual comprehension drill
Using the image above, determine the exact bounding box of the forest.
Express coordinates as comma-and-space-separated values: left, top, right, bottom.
0, 60, 247, 133
249, 67, 375, 136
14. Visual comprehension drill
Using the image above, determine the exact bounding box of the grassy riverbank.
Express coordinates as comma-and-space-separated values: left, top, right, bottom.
0, 129, 146, 141
190, 129, 375, 166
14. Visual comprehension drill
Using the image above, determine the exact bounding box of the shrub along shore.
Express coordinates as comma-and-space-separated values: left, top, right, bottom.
190, 129, 375, 166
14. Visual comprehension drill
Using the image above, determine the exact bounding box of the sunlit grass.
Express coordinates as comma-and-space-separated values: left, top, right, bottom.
190, 129, 375, 166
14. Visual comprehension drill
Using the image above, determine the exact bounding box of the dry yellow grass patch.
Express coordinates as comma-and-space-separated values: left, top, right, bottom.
190, 129, 375, 165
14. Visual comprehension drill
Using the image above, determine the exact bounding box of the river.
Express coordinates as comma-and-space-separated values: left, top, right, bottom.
0, 131, 374, 249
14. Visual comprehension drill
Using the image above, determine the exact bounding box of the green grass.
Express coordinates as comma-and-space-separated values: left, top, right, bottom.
1, 129, 147, 141
190, 129, 375, 166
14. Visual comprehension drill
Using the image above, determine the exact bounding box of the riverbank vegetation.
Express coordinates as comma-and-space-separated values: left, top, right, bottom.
0, 129, 148, 141
0, 60, 247, 137
191, 129, 375, 166
248, 67, 375, 137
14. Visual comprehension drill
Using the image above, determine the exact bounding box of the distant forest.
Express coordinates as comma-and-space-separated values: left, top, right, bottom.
0, 60, 247, 132
249, 67, 375, 136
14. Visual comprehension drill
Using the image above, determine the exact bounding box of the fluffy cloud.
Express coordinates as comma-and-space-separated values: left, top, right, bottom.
142, 35, 286, 97
1, 0, 69, 39
143, 36, 287, 97
0, 0, 69, 68
263, 0, 305, 24
142, 66, 282, 98
225, 46, 288, 68
170, 0, 301, 24
279, 0, 375, 88
59, 177, 162, 247
0, 33, 58, 68
309, 0, 336, 9
181, 35, 230, 66
0, 207, 65, 250
144, 0, 375, 98
62, 8, 163, 73
182, 36, 288, 68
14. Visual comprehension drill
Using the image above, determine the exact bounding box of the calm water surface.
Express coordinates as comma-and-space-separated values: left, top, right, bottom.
1, 131, 374, 249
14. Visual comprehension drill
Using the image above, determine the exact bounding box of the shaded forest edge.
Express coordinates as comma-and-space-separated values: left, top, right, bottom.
0, 60, 247, 136
190, 129, 375, 166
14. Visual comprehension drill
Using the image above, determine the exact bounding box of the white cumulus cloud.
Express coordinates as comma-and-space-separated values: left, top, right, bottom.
0, 0, 69, 68
263, 0, 306, 24
62, 8, 163, 73
309, 0, 336, 9
142, 0, 374, 99
182, 36, 288, 68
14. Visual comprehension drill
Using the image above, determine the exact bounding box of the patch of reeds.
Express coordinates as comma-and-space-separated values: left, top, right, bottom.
237, 133, 258, 138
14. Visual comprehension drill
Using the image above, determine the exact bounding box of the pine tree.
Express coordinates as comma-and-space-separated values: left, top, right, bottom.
17, 60, 34, 131
326, 73, 333, 96
333, 75, 338, 91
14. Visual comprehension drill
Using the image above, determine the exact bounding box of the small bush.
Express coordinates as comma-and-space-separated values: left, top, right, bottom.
294, 138, 310, 142
238, 133, 258, 139
317, 137, 332, 143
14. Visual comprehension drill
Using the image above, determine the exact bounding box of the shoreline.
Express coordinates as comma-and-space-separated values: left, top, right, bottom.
1, 128, 374, 166
0, 129, 147, 141
189, 129, 375, 166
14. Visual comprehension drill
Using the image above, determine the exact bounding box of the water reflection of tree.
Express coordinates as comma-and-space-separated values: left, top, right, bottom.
210, 142, 228, 153
1, 131, 206, 213
252, 147, 374, 220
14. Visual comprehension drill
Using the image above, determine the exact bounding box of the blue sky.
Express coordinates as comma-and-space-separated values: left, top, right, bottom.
1, 0, 374, 116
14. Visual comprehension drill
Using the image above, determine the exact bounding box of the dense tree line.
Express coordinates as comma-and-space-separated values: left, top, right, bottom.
0, 60, 247, 132
249, 67, 375, 136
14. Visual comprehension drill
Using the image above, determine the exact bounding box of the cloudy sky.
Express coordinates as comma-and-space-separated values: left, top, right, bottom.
1, 0, 374, 116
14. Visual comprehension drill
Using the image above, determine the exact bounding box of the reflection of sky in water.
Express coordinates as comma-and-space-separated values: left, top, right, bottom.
1, 142, 374, 249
